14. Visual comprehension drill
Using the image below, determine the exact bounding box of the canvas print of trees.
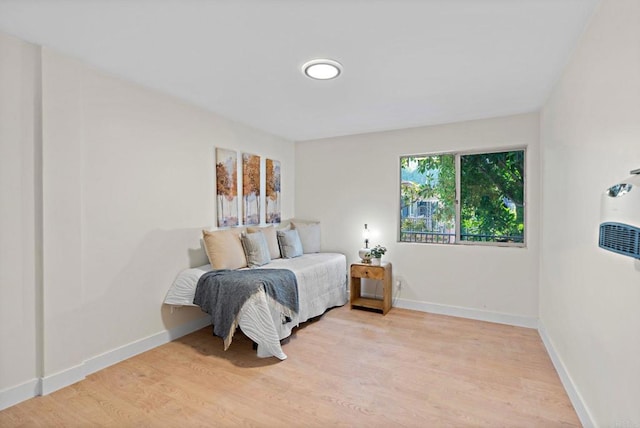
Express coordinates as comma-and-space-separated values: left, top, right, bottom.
242, 153, 261, 225
265, 159, 281, 224
216, 148, 238, 227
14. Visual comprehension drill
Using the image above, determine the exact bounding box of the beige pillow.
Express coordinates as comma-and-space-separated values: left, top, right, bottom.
202, 229, 247, 270
277, 219, 292, 230
247, 225, 281, 259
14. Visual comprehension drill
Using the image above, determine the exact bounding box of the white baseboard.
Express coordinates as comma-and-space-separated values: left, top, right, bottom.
390, 296, 539, 329
84, 316, 210, 377
0, 316, 210, 411
40, 363, 85, 396
0, 378, 40, 411
538, 322, 596, 428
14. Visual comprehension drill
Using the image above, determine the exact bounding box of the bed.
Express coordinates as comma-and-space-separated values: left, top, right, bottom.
164, 252, 348, 360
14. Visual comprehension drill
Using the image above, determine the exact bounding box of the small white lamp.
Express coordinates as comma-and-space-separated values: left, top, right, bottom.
358, 224, 372, 263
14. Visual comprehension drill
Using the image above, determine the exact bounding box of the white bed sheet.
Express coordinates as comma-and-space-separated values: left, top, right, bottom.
164, 253, 348, 359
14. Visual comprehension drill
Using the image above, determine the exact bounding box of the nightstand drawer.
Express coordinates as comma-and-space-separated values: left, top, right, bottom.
351, 264, 385, 280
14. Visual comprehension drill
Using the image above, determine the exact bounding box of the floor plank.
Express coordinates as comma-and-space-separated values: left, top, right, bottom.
0, 306, 580, 427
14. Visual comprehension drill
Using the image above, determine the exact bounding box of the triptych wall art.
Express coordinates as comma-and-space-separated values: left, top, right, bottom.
215, 148, 281, 227
215, 148, 238, 227
242, 153, 260, 225
265, 159, 281, 224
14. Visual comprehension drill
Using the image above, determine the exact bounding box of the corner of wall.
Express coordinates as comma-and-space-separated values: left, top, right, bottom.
538, 321, 596, 428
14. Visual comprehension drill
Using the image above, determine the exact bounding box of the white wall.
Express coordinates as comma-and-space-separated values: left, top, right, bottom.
0, 32, 41, 406
539, 0, 640, 426
4, 1, 638, 422
1, 33, 295, 405
39, 47, 295, 381
296, 113, 540, 323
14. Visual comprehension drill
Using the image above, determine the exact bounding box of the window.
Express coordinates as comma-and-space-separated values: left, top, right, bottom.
400, 149, 525, 246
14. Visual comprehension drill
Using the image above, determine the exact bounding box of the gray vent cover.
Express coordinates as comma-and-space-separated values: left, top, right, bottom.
599, 222, 640, 259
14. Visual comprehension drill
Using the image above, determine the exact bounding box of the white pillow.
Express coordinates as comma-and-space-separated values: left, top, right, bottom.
292, 221, 321, 253
241, 232, 271, 267
277, 229, 303, 258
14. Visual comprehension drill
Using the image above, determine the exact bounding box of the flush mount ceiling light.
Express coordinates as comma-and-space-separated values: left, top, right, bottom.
302, 59, 342, 80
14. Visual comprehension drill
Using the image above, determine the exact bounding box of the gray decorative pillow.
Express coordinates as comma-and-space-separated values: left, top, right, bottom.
247, 225, 281, 259
241, 231, 271, 267
277, 229, 303, 259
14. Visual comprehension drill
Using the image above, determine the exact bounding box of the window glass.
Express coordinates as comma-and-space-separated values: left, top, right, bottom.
400, 154, 456, 243
460, 151, 525, 243
400, 149, 525, 246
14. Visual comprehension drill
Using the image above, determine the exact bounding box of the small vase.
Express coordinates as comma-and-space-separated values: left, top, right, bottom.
358, 248, 372, 263
371, 257, 381, 266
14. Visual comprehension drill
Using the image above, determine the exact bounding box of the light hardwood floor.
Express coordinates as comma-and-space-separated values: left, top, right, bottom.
1, 306, 580, 427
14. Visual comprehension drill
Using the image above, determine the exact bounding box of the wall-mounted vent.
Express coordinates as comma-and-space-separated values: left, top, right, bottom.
599, 222, 640, 259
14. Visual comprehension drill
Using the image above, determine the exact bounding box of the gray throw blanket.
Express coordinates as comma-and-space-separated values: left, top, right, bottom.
193, 269, 299, 350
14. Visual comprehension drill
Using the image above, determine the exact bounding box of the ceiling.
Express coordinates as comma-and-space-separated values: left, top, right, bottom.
0, 0, 600, 141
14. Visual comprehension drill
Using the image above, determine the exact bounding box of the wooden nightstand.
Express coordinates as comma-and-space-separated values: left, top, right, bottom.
350, 262, 392, 315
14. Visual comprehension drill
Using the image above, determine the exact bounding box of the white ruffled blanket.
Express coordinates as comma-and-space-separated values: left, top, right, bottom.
164, 253, 348, 359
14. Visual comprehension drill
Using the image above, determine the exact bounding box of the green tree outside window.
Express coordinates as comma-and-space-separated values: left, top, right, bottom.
400, 149, 525, 245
